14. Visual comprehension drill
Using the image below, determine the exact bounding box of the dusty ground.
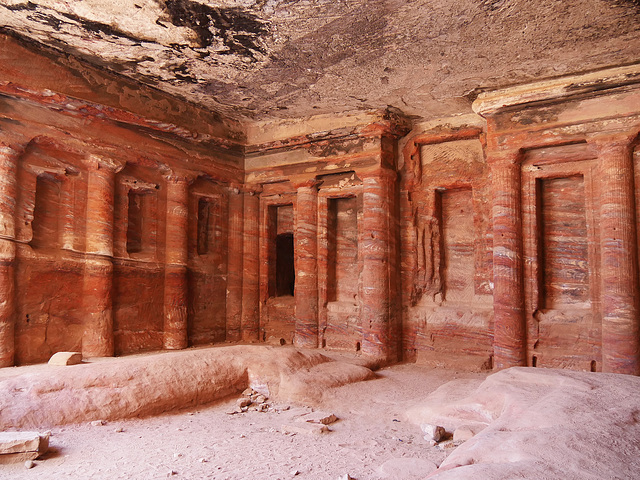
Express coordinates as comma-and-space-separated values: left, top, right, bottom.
2, 348, 640, 479
0, 356, 484, 479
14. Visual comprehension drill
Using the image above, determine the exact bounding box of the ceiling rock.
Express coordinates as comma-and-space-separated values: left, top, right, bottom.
1, 0, 640, 123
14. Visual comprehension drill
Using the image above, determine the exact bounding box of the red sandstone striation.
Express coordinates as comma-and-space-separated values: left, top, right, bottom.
0, 32, 639, 378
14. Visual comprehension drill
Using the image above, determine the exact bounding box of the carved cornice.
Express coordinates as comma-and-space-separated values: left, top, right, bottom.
473, 63, 640, 117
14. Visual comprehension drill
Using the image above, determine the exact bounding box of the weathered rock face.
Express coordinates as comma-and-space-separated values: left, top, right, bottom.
1, 0, 640, 122
1, 24, 640, 376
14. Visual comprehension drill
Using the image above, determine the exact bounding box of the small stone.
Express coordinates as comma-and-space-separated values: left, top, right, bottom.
296, 411, 338, 425
291, 469, 300, 476
90, 420, 106, 427
254, 394, 267, 404
24, 460, 35, 469
237, 397, 251, 408
173, 453, 182, 459
257, 403, 269, 412
114, 427, 125, 433
337, 475, 354, 480
168, 470, 177, 477
198, 458, 207, 463
242, 388, 254, 396
48, 351, 82, 366
420, 423, 445, 442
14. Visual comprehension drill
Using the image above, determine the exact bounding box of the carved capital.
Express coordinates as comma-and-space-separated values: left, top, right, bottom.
291, 176, 322, 190
84, 154, 125, 174
586, 130, 638, 153
240, 183, 263, 196
486, 148, 522, 168
358, 166, 398, 182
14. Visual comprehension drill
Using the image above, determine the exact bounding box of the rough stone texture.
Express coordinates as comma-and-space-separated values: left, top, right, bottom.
407, 367, 640, 479
48, 351, 82, 366
1, 1, 640, 124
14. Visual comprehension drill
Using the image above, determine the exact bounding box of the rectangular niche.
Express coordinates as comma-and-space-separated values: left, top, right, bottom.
196, 197, 224, 256
125, 188, 157, 259
327, 196, 359, 303
438, 188, 474, 301
31, 173, 61, 250
538, 175, 589, 308
268, 204, 294, 298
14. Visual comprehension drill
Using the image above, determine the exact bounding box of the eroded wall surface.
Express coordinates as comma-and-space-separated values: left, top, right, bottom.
0, 36, 243, 366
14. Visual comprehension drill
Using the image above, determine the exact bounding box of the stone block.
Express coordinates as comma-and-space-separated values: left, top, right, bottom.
0, 432, 49, 464
48, 352, 83, 366
295, 411, 338, 425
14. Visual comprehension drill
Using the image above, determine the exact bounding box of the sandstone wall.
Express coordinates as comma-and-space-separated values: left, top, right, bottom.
2, 32, 640, 375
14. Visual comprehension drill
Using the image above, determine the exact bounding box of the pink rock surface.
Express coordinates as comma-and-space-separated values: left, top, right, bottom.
408, 367, 640, 479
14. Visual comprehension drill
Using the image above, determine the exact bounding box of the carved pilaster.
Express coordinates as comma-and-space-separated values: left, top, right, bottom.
588, 132, 640, 375
488, 149, 527, 369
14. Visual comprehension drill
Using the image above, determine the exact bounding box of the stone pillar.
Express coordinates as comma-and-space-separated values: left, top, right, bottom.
83, 156, 121, 358
241, 188, 260, 342
360, 168, 395, 360
0, 144, 19, 367
294, 181, 319, 349
226, 187, 244, 342
163, 175, 190, 350
488, 150, 527, 369
590, 134, 640, 375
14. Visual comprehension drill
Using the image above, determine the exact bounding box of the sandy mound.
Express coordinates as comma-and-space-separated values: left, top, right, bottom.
407, 367, 640, 479
0, 345, 374, 430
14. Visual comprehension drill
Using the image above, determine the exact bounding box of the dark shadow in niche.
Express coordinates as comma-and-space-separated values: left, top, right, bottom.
31, 173, 60, 250
197, 197, 212, 256
126, 191, 143, 254
275, 232, 294, 297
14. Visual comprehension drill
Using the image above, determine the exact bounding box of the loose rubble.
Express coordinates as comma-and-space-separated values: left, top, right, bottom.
228, 388, 272, 415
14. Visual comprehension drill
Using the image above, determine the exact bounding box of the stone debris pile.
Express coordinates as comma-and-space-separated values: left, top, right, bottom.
228, 388, 271, 414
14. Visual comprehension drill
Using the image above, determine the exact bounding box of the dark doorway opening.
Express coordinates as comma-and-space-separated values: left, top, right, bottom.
276, 233, 295, 296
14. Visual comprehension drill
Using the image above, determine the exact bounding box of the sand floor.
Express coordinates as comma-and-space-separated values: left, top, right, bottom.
1, 363, 485, 479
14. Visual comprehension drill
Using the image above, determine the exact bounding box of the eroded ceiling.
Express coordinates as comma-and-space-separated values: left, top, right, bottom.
1, 0, 640, 123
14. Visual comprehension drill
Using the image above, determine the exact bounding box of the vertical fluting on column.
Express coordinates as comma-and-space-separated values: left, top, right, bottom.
0, 144, 19, 367
241, 189, 260, 342
489, 151, 527, 369
83, 156, 119, 358
163, 175, 190, 350
226, 187, 244, 342
361, 168, 395, 360
591, 134, 640, 375
294, 181, 319, 349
